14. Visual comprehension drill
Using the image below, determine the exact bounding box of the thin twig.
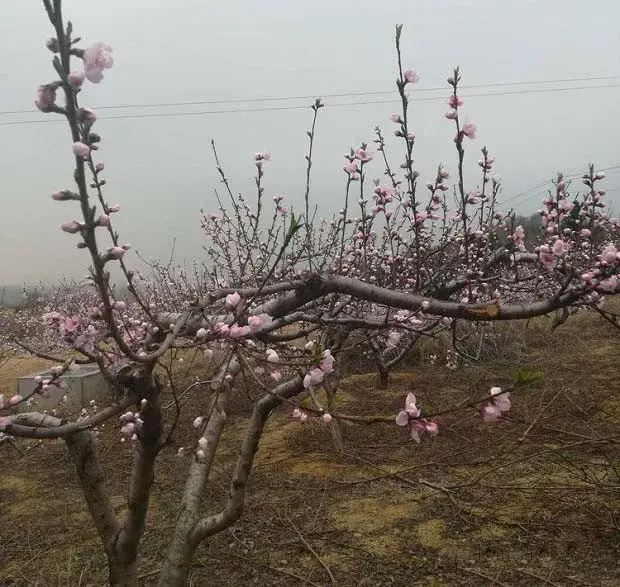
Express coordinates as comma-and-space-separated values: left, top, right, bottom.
285, 513, 336, 584
517, 568, 563, 587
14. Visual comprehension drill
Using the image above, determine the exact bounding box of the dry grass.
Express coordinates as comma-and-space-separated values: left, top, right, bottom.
2, 309, 620, 586
0, 356, 55, 396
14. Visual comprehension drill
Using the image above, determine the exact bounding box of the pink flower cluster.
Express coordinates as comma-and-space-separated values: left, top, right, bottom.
119, 409, 143, 442
303, 349, 335, 390
395, 393, 438, 443
581, 244, 620, 293
480, 387, 511, 422
83, 43, 114, 83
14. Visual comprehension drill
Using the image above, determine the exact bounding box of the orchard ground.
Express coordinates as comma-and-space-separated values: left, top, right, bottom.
1, 309, 620, 586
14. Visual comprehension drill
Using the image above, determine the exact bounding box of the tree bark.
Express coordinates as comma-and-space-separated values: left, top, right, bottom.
158, 375, 304, 587
107, 560, 139, 587
157, 360, 240, 587
376, 367, 390, 389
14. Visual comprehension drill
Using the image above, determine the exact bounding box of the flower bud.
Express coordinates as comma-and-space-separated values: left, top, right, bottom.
68, 71, 85, 88
45, 37, 60, 53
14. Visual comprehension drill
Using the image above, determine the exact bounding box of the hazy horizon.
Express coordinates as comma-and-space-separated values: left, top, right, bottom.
2, 0, 619, 285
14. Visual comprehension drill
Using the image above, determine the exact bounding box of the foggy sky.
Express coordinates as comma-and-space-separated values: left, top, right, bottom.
1, 0, 619, 285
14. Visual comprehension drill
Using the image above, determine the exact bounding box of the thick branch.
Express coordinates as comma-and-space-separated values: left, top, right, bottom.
320, 276, 583, 321
65, 430, 122, 557
190, 375, 304, 544
115, 369, 163, 563
158, 359, 241, 586
6, 394, 136, 439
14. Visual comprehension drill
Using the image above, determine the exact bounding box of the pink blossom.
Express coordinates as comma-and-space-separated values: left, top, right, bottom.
344, 162, 360, 179
482, 404, 502, 422
61, 220, 83, 234
42, 311, 61, 325
63, 316, 80, 334
320, 349, 335, 374
600, 244, 618, 264
8, 394, 23, 406
448, 95, 463, 109
403, 69, 420, 84
225, 292, 241, 309
598, 275, 618, 292
462, 122, 476, 139
270, 371, 282, 383
72, 142, 91, 159
112, 300, 126, 311
266, 349, 279, 363
414, 210, 428, 224
513, 225, 525, 249
481, 387, 511, 422
552, 239, 567, 256
196, 327, 208, 339
248, 313, 272, 330
83, 43, 114, 83
322, 413, 333, 424
229, 324, 251, 339
396, 393, 421, 426
107, 246, 126, 260
77, 107, 97, 123
424, 420, 439, 437
355, 148, 373, 162
390, 114, 402, 123
121, 422, 135, 436
539, 245, 555, 270
213, 322, 229, 336
68, 71, 85, 88
303, 367, 325, 389
445, 110, 458, 120
292, 408, 308, 422
490, 387, 511, 412
97, 214, 110, 226
34, 83, 60, 113
0, 416, 11, 431
581, 228, 592, 238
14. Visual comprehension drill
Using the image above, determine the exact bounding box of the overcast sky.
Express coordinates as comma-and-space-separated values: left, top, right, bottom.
1, 0, 619, 285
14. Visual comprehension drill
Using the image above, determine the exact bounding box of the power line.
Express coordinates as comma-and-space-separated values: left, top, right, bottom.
2, 82, 620, 127
505, 165, 620, 209
506, 164, 620, 203
4, 74, 620, 117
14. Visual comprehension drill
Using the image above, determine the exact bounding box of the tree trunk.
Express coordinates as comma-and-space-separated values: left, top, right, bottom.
376, 367, 389, 389
156, 542, 196, 587
108, 558, 139, 587
158, 361, 240, 587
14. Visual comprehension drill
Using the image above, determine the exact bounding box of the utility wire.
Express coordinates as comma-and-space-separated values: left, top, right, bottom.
504, 165, 620, 208
3, 74, 619, 116
2, 82, 620, 127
